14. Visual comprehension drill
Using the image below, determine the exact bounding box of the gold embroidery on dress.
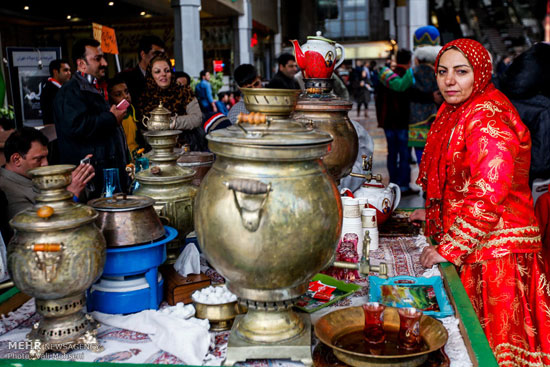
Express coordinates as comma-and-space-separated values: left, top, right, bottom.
473, 178, 495, 198
495, 342, 550, 367
442, 233, 472, 253
497, 141, 508, 151
471, 200, 498, 221
480, 120, 514, 141
488, 152, 505, 183
481, 235, 541, 249
479, 135, 489, 156
455, 176, 471, 193
456, 217, 486, 236
449, 224, 481, 245
448, 199, 464, 210
489, 226, 540, 236
474, 101, 503, 117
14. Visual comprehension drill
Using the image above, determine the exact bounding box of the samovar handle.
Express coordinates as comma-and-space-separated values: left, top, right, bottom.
225, 179, 272, 232
142, 115, 150, 128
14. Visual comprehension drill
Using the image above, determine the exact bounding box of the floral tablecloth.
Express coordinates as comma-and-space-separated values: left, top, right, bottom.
0, 233, 472, 366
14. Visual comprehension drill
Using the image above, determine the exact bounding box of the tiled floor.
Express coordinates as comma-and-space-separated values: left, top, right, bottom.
352, 103, 425, 209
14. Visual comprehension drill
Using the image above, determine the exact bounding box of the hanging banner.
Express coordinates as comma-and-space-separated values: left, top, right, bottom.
92, 23, 119, 55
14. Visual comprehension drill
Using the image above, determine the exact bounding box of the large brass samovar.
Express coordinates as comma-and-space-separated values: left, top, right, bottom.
195, 116, 342, 365
292, 78, 358, 181
134, 130, 197, 246
8, 165, 105, 359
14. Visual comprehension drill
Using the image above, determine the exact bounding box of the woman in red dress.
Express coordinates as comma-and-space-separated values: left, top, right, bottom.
412, 39, 550, 366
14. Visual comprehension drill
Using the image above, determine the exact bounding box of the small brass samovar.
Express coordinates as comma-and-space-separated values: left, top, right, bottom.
292, 78, 359, 182
8, 165, 106, 359
134, 130, 197, 253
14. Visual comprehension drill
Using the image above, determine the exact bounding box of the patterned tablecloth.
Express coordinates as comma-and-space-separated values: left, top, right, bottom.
0, 229, 473, 366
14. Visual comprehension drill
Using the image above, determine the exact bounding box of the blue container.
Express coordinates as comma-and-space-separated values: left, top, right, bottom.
102, 226, 177, 277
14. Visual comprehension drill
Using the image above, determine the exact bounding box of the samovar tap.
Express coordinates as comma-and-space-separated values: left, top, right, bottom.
331, 232, 388, 278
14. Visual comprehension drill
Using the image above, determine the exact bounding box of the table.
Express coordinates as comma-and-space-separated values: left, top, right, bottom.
0, 211, 498, 366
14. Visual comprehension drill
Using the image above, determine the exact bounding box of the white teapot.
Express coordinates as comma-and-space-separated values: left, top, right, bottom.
346, 175, 401, 225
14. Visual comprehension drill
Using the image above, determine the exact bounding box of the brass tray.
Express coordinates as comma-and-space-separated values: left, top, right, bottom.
314, 306, 448, 367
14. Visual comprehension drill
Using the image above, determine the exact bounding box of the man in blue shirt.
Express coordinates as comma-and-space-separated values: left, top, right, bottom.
195, 70, 217, 113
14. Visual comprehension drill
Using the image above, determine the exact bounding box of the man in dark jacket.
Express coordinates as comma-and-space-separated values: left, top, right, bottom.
267, 53, 301, 89
119, 35, 165, 107
375, 49, 416, 195
54, 38, 129, 198
41, 59, 71, 125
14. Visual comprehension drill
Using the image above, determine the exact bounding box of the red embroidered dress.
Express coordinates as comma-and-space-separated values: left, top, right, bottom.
418, 39, 550, 366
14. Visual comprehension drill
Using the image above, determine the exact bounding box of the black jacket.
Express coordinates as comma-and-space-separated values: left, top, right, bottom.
53, 73, 129, 196
267, 71, 301, 89
498, 43, 550, 184
375, 66, 411, 130
40, 81, 59, 125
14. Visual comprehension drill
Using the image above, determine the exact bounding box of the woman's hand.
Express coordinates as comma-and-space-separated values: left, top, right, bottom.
409, 209, 426, 227
67, 157, 95, 199
420, 246, 447, 268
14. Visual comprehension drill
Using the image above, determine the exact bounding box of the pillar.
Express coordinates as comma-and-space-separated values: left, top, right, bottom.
172, 0, 204, 78
235, 0, 253, 65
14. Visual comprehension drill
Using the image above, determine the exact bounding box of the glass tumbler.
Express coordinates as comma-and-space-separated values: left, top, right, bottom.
397, 307, 423, 350
101, 168, 122, 198
362, 302, 386, 344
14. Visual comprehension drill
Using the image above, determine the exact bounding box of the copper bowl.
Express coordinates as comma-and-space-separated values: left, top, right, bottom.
315, 306, 448, 367
88, 194, 165, 247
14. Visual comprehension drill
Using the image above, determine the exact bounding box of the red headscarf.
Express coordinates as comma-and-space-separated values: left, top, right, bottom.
417, 39, 494, 238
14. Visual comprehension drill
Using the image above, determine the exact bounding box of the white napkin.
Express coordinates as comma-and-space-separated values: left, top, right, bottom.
92, 305, 211, 365
174, 243, 201, 277
0, 234, 9, 282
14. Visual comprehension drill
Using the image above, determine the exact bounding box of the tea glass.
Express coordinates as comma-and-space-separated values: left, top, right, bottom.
362, 302, 386, 344
397, 307, 423, 350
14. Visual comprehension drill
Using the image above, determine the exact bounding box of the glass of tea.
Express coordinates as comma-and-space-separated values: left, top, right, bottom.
362, 302, 386, 344
397, 307, 423, 350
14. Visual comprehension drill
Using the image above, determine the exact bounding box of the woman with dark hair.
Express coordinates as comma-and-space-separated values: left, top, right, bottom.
137, 54, 205, 151
411, 39, 550, 366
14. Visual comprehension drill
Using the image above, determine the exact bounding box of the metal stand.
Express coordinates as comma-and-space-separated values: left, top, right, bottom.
224, 313, 313, 366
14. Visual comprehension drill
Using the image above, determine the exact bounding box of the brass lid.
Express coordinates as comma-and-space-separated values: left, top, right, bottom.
148, 102, 172, 116
10, 165, 98, 232
207, 118, 333, 146
136, 165, 195, 183
88, 194, 155, 212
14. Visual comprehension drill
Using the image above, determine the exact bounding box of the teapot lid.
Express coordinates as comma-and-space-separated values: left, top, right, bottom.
149, 102, 172, 116
307, 31, 336, 45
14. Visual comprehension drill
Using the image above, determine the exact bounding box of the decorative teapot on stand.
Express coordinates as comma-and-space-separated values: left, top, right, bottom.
291, 31, 345, 79
345, 156, 401, 225
142, 102, 172, 131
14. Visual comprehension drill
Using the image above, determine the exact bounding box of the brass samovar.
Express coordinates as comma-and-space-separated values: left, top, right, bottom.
292, 78, 358, 181
195, 90, 342, 365
8, 165, 106, 359
134, 130, 197, 250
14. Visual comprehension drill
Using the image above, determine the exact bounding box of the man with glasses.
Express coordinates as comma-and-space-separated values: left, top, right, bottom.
54, 38, 130, 198
120, 35, 165, 106
228, 64, 262, 124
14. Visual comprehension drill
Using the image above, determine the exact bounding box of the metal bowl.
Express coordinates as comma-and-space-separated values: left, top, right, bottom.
192, 285, 246, 331
241, 88, 301, 117
315, 306, 448, 367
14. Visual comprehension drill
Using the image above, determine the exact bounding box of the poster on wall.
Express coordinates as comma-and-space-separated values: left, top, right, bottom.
6, 47, 61, 127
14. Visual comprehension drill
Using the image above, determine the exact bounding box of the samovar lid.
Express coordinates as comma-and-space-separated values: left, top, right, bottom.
177, 151, 215, 164
148, 102, 172, 116
207, 118, 333, 146
135, 164, 195, 183
88, 194, 155, 212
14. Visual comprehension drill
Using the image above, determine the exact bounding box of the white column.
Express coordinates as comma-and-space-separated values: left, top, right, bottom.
384, 0, 396, 41
172, 0, 203, 78
274, 0, 282, 57
396, 2, 409, 49
236, 0, 253, 65
408, 0, 429, 48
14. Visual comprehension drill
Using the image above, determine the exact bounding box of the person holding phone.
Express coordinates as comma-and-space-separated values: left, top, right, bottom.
108, 75, 146, 157
0, 128, 95, 219
54, 38, 130, 198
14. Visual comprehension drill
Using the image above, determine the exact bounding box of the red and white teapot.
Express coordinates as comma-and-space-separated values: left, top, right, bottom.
352, 178, 401, 225
292, 31, 345, 79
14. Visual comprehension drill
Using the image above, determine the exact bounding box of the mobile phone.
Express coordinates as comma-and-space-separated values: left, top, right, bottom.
116, 99, 130, 110
80, 157, 91, 165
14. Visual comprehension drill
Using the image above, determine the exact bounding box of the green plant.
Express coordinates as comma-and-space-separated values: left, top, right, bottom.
0, 105, 14, 120
190, 72, 224, 100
